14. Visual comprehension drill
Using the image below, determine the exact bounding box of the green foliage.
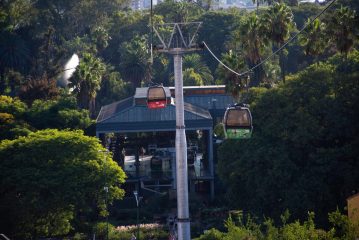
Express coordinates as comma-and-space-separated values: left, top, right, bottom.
325, 5, 357, 55
0, 95, 32, 140
194, 210, 358, 240
298, 18, 327, 57
96, 70, 133, 108
118, 35, 151, 88
216, 50, 247, 99
198, 10, 242, 73
217, 51, 359, 225
94, 222, 169, 240
0, 0, 36, 32
69, 52, 106, 116
26, 96, 92, 130
183, 54, 214, 85
154, 0, 204, 23
195, 228, 225, 240
230, 13, 267, 86
0, 129, 126, 238
0, 95, 93, 140
0, 95, 27, 117
214, 123, 225, 139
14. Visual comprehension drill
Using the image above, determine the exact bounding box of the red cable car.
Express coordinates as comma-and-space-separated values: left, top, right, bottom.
147, 86, 167, 109
223, 104, 253, 139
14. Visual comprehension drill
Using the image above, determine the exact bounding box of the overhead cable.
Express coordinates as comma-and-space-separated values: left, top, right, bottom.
202, 0, 337, 77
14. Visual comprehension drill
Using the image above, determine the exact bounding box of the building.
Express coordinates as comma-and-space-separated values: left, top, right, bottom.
96, 85, 234, 200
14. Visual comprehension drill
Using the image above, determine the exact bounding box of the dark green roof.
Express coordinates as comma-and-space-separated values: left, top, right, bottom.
96, 86, 235, 133
96, 96, 212, 133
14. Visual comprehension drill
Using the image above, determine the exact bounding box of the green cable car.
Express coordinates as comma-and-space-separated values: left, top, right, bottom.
223, 104, 253, 139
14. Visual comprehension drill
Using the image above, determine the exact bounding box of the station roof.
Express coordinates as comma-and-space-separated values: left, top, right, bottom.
170, 85, 235, 120
96, 87, 213, 133
96, 86, 235, 134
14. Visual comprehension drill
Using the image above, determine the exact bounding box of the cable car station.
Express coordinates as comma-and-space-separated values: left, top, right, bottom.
96, 85, 235, 200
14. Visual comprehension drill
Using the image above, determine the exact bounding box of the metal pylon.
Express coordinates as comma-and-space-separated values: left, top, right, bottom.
153, 22, 203, 240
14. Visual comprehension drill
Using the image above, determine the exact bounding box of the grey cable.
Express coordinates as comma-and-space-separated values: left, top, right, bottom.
203, 0, 337, 77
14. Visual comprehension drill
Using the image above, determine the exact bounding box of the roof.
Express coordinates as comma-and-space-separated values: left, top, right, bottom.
96, 97, 212, 133
96, 97, 133, 122
96, 85, 235, 133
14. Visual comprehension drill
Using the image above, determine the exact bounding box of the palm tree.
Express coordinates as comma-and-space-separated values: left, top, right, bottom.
69, 53, 105, 117
261, 2, 295, 83
183, 54, 214, 85
326, 6, 356, 56
0, 32, 30, 95
216, 50, 247, 100
232, 13, 267, 87
298, 18, 327, 61
119, 35, 151, 88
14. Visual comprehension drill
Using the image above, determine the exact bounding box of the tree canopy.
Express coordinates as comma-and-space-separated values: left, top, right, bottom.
0, 129, 126, 238
217, 51, 359, 225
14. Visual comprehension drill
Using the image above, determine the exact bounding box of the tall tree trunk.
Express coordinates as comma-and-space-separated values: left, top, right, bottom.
279, 50, 286, 83
89, 98, 96, 119
249, 59, 266, 87
0, 73, 6, 95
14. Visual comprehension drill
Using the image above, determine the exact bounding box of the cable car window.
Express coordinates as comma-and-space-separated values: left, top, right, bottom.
147, 86, 167, 109
223, 105, 253, 139
148, 87, 166, 100
226, 109, 251, 127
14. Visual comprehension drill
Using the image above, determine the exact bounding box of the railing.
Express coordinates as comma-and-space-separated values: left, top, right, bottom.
125, 170, 173, 180
125, 167, 212, 180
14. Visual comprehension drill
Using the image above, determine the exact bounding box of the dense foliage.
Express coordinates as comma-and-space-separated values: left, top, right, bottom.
217, 51, 359, 225
194, 210, 359, 240
0, 95, 93, 141
1, 0, 359, 238
0, 129, 126, 238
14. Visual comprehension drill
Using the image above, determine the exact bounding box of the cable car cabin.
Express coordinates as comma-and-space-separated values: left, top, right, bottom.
147, 86, 167, 109
224, 106, 253, 139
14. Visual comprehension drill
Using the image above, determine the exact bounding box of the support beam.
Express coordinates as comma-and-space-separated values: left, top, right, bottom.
174, 54, 191, 240
208, 129, 215, 200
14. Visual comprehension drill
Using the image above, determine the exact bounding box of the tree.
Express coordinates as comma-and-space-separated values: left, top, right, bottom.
193, 210, 357, 240
217, 51, 359, 225
119, 35, 152, 88
69, 53, 106, 117
0, 32, 30, 76
261, 2, 295, 82
154, 0, 204, 23
0, 95, 31, 140
216, 50, 247, 99
18, 74, 60, 105
198, 10, 242, 74
0, 0, 36, 32
298, 18, 327, 59
0, 129, 126, 239
231, 13, 267, 86
96, 70, 134, 107
325, 6, 357, 56
183, 54, 214, 85
26, 96, 92, 130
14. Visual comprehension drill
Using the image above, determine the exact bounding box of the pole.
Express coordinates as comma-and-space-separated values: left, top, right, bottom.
101, 150, 109, 240
134, 190, 141, 240
136, 202, 140, 240
174, 54, 191, 240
